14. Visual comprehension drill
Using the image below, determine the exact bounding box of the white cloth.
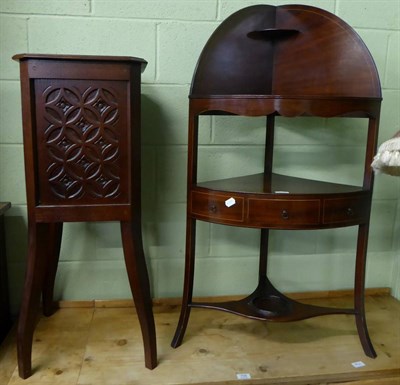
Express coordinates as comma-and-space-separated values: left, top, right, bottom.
371, 131, 400, 176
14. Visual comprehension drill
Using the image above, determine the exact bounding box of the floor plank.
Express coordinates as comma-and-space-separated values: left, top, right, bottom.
1, 294, 399, 385
0, 325, 17, 385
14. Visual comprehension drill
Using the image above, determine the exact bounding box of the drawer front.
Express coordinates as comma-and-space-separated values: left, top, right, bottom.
248, 199, 320, 227
323, 196, 369, 224
191, 191, 244, 223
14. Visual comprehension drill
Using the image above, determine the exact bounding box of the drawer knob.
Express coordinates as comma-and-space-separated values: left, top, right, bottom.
281, 210, 289, 220
209, 204, 217, 213
347, 207, 354, 217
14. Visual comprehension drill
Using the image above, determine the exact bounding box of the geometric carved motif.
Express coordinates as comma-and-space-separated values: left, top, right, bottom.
43, 86, 121, 200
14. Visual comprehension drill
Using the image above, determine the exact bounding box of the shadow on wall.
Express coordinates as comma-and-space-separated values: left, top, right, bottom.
4, 214, 28, 317
141, 93, 166, 221
140, 92, 186, 254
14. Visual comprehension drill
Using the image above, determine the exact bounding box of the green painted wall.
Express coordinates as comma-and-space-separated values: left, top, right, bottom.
0, 0, 399, 315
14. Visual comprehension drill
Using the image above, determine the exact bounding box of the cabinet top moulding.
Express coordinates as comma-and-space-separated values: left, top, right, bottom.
13, 53, 147, 67
13, 54, 147, 81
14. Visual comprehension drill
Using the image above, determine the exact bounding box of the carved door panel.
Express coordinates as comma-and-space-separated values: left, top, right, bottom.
33, 79, 130, 205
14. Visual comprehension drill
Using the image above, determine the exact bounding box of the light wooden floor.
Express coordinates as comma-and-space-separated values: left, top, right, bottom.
1, 293, 399, 385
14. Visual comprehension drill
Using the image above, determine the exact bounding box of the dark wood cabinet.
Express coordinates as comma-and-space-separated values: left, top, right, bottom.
172, 5, 381, 358
13, 54, 157, 378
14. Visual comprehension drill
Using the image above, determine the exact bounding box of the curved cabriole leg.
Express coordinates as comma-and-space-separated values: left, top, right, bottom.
17, 222, 51, 379
355, 311, 376, 358
171, 218, 196, 348
42, 222, 63, 317
354, 223, 376, 358
120, 221, 157, 369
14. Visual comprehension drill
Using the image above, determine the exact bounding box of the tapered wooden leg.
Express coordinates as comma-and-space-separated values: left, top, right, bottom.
17, 222, 50, 379
171, 218, 196, 348
120, 221, 157, 369
354, 223, 376, 358
42, 222, 63, 317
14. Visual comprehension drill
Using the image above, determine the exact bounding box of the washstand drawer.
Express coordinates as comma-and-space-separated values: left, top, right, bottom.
190, 191, 244, 223
323, 196, 369, 224
248, 199, 320, 227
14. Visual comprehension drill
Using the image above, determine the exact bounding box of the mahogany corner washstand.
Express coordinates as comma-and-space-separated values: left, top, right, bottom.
171, 5, 381, 358
13, 54, 157, 378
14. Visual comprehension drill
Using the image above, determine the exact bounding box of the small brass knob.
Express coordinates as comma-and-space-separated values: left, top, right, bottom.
281, 210, 289, 220
347, 208, 354, 216
209, 204, 217, 213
